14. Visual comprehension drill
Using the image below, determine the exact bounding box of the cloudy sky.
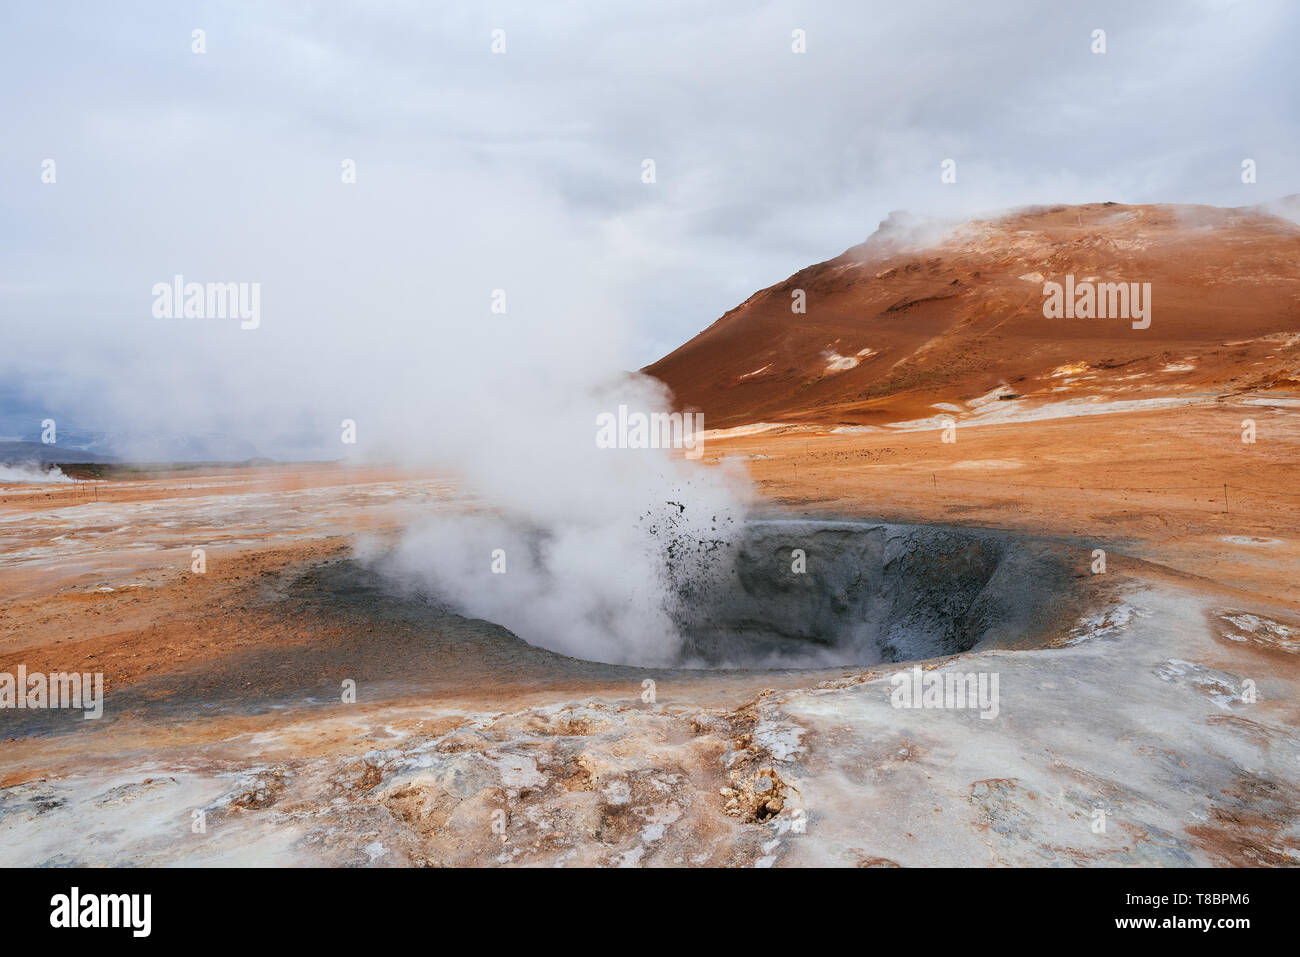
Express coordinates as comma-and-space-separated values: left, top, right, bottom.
1, 0, 1296, 454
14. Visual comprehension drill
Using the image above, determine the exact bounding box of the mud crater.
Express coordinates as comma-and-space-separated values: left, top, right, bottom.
668, 519, 1088, 669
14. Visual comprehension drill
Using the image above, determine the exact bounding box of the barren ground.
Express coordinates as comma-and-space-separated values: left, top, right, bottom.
2, 395, 1297, 866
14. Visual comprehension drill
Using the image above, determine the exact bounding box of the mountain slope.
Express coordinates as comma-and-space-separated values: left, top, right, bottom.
644, 202, 1300, 429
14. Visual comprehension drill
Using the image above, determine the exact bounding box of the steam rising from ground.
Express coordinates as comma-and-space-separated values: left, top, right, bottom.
367, 375, 753, 667
3, 129, 760, 666
0, 463, 75, 484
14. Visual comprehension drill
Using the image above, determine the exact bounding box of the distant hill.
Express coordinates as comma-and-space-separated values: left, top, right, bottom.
10, 428, 262, 463
0, 440, 119, 465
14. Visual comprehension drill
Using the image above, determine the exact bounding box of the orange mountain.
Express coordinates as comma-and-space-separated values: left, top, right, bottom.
644, 201, 1300, 429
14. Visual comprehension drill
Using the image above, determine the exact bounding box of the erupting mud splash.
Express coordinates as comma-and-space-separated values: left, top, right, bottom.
371, 470, 751, 667
373, 513, 1090, 671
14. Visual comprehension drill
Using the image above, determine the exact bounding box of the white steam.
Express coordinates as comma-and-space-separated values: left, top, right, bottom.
0, 463, 76, 484
0, 133, 760, 665
366, 374, 753, 666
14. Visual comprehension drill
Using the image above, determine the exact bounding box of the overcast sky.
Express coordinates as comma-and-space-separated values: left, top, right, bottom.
1, 0, 1297, 449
